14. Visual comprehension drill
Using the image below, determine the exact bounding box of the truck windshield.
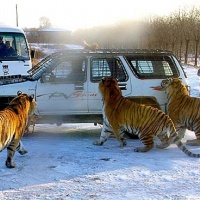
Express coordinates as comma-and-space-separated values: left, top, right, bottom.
0, 33, 29, 60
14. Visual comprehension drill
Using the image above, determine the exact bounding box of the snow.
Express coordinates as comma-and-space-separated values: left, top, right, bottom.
1, 65, 200, 199
30, 43, 84, 58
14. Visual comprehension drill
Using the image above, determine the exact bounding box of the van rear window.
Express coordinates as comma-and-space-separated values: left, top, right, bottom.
125, 55, 179, 79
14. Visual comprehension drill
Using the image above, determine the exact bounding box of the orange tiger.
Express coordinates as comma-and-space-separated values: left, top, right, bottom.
0, 91, 37, 168
162, 78, 200, 146
83, 40, 99, 51
93, 77, 200, 157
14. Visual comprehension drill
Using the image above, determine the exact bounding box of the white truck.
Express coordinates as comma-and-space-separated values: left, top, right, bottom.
0, 49, 188, 126
0, 25, 32, 76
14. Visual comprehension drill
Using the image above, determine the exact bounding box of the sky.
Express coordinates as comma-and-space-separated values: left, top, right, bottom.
1, 0, 200, 31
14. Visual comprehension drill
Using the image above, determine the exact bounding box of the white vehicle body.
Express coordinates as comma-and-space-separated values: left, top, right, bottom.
0, 26, 31, 76
0, 49, 188, 124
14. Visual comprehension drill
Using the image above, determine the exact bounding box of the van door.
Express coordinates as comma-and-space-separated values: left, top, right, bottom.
36, 57, 88, 115
87, 56, 132, 113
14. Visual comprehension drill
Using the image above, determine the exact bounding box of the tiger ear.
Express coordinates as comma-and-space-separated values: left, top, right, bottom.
29, 94, 34, 101
168, 78, 173, 83
17, 91, 22, 96
102, 77, 106, 84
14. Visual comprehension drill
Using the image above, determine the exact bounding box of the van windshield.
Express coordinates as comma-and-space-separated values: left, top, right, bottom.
0, 33, 30, 60
125, 55, 179, 79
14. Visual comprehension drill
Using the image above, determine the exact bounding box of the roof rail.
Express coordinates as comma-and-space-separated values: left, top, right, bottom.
28, 48, 173, 77
58, 48, 172, 54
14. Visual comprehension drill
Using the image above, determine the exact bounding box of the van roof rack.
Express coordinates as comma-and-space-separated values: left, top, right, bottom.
28, 48, 173, 78
53, 48, 172, 54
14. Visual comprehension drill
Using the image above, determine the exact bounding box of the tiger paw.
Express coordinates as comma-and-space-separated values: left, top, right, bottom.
17, 141, 28, 155
134, 145, 153, 152
18, 149, 28, 155
93, 141, 104, 146
156, 142, 170, 149
5, 159, 16, 168
134, 147, 143, 152
120, 139, 127, 147
186, 139, 200, 146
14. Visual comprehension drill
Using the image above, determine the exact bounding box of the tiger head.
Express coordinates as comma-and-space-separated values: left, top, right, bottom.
99, 77, 122, 103
9, 91, 37, 116
161, 78, 189, 96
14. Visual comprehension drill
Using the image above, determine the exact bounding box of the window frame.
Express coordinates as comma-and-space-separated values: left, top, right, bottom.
125, 55, 180, 79
41, 57, 87, 84
90, 56, 128, 82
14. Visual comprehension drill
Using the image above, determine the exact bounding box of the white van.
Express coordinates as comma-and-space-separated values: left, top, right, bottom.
0, 26, 31, 76
0, 49, 188, 124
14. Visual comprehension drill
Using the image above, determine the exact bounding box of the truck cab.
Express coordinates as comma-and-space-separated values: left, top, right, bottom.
0, 26, 31, 76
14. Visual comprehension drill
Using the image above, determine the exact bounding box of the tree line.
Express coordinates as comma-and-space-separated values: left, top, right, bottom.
26, 7, 200, 66
73, 7, 200, 66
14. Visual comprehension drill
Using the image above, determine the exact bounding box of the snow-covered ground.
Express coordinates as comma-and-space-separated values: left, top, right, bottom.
0, 65, 200, 200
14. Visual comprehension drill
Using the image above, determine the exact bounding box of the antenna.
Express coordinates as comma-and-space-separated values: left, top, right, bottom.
16, 4, 18, 27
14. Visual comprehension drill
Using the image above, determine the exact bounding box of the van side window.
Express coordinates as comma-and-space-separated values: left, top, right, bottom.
41, 58, 86, 83
125, 55, 179, 79
91, 58, 128, 82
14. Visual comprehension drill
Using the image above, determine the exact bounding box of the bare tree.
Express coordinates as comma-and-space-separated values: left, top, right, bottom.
149, 17, 169, 49
189, 7, 200, 67
168, 10, 185, 61
31, 7, 200, 66
177, 9, 194, 64
39, 17, 52, 29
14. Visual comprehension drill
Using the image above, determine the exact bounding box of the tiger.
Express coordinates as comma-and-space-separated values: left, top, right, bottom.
162, 78, 200, 146
93, 77, 200, 158
0, 91, 37, 168
83, 40, 99, 51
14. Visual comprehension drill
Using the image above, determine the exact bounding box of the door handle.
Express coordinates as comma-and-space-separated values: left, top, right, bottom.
74, 84, 84, 90
118, 83, 127, 90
